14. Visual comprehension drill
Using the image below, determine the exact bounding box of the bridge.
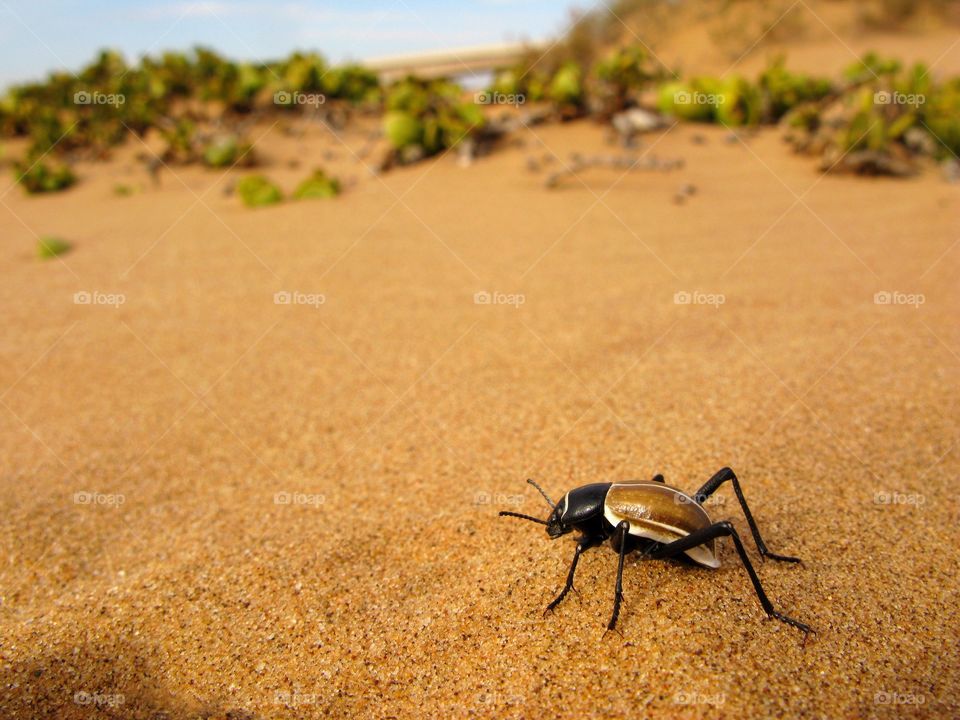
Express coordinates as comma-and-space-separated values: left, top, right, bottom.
361, 41, 549, 82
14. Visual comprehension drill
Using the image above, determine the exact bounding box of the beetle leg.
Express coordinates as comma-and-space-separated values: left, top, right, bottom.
605, 520, 632, 632
694, 467, 801, 563
650, 520, 813, 634
545, 536, 600, 615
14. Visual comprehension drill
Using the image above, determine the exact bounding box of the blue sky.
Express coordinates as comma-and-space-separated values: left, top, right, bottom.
0, 0, 584, 89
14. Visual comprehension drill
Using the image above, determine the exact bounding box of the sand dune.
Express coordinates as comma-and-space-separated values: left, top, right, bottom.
2, 14, 959, 718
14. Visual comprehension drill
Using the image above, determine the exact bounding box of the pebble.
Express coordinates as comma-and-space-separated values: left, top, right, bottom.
941, 158, 960, 183
672, 183, 697, 204
457, 139, 476, 168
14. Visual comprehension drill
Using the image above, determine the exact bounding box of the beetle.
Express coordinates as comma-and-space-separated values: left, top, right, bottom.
499, 467, 812, 634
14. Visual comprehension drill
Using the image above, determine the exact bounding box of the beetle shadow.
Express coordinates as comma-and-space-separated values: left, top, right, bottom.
0, 634, 262, 719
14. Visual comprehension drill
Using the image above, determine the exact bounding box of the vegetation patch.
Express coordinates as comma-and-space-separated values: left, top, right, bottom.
37, 236, 72, 259
237, 174, 283, 208
14, 161, 76, 194
293, 170, 341, 200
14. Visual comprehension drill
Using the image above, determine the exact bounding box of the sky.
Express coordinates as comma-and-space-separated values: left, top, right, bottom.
0, 0, 584, 89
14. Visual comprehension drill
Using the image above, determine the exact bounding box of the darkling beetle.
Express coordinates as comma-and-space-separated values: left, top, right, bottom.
499, 467, 812, 634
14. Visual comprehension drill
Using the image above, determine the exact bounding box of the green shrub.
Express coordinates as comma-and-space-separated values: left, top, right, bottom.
323, 65, 380, 103
658, 61, 832, 127
294, 169, 340, 199
384, 111, 422, 149
237, 175, 282, 207
491, 69, 521, 97
37, 236, 71, 258
591, 46, 661, 116
0, 46, 383, 167
758, 57, 834, 122
382, 78, 484, 159
202, 134, 253, 168
14, 161, 76, 193
714, 76, 762, 126
844, 52, 901, 85
924, 77, 960, 158
656, 80, 717, 122
548, 62, 584, 110
781, 53, 960, 174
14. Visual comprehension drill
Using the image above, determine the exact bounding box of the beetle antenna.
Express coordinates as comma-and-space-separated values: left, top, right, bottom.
526, 478, 556, 509
498, 511, 548, 525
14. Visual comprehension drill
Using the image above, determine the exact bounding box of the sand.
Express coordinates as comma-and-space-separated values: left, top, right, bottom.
2, 35, 960, 720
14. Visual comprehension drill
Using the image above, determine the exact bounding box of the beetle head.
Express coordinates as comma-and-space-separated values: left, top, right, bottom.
545, 499, 571, 539
498, 478, 565, 535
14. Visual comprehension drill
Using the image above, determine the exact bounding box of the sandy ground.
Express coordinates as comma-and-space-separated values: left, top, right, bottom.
1, 51, 960, 720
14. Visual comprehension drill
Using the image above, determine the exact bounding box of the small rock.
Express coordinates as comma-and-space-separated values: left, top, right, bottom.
457, 139, 476, 168
526, 156, 541, 173
941, 158, 960, 183
903, 127, 935, 156
673, 182, 697, 204
690, 134, 707, 145
611, 108, 666, 140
